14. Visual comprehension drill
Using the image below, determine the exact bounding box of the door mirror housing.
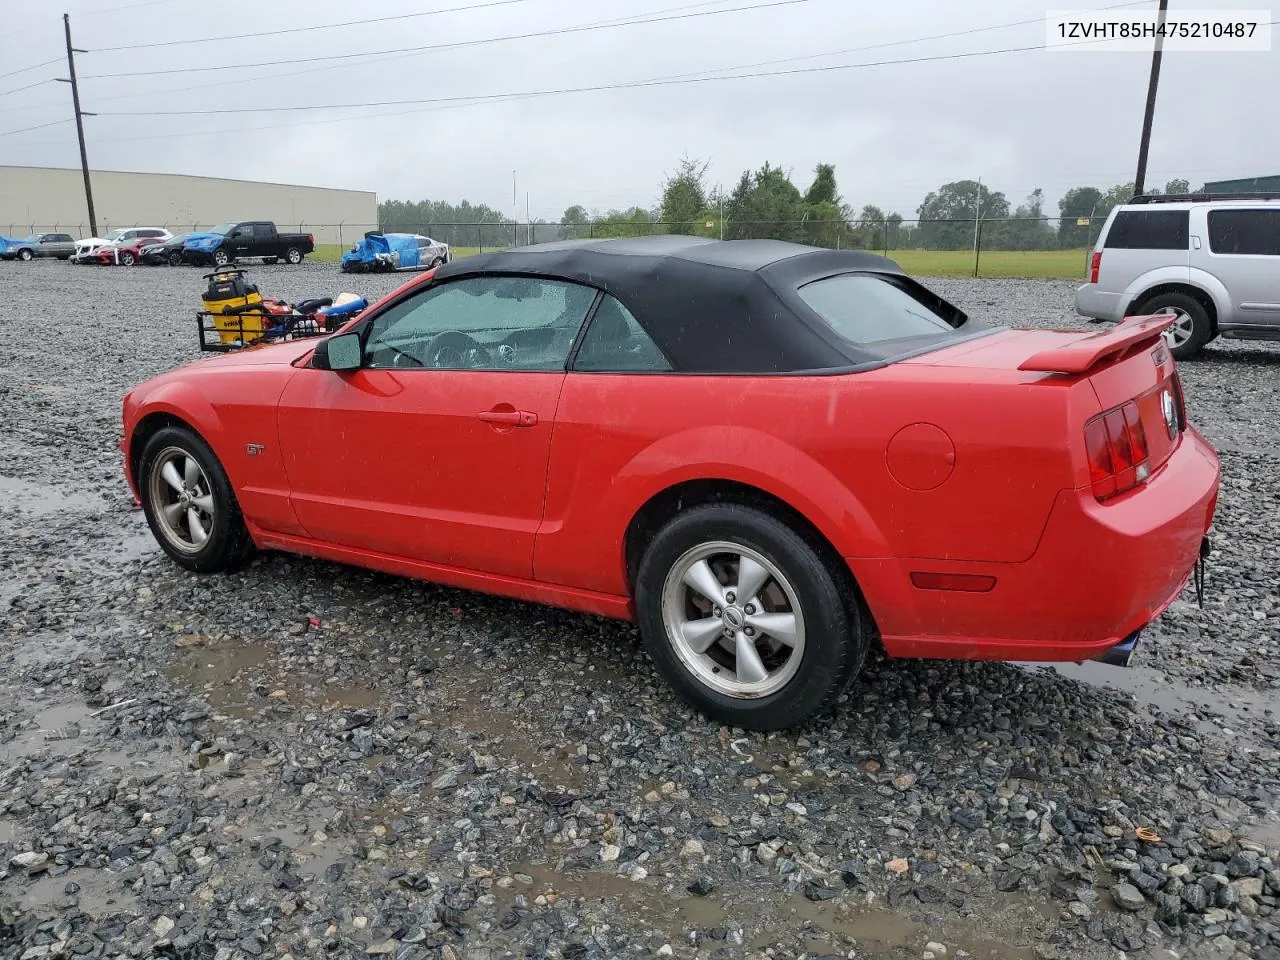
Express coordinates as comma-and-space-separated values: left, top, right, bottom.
313, 332, 362, 371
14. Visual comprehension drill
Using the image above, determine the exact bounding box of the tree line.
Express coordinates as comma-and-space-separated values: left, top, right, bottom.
378, 161, 1202, 252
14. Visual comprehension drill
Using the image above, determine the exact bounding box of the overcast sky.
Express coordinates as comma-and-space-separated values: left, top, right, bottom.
1, 0, 1276, 220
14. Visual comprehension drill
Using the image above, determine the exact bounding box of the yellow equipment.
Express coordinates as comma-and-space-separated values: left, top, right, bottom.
201, 265, 269, 345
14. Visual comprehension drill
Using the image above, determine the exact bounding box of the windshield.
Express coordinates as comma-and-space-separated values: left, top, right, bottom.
104, 229, 126, 241
796, 273, 969, 354
210, 222, 238, 235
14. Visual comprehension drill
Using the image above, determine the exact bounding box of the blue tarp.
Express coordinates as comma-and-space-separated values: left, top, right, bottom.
341, 232, 421, 270
183, 231, 225, 254
0, 236, 24, 254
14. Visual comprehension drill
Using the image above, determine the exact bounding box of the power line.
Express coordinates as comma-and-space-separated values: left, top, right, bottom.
95, 38, 1113, 118
0, 57, 62, 82
0, 78, 56, 100
83, 0, 738, 107
0, 118, 72, 137
78, 0, 820, 80
94, 0, 542, 51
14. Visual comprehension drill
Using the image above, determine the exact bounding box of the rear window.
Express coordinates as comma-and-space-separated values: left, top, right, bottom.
796, 273, 963, 347
1104, 210, 1189, 250
1208, 209, 1280, 255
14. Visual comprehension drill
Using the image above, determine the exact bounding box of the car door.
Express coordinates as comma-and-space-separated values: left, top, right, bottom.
1203, 207, 1280, 328
251, 222, 275, 258
226, 224, 254, 259
276, 274, 599, 580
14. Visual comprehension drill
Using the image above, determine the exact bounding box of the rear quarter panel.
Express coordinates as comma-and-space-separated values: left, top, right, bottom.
536, 367, 1090, 597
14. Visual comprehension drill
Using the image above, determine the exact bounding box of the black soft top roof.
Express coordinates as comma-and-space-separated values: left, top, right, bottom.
431, 236, 942, 373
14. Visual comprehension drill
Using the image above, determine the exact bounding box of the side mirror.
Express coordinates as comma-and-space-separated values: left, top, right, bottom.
313, 332, 362, 371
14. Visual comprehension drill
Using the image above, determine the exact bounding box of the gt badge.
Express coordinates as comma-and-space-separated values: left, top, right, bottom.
246, 443, 266, 456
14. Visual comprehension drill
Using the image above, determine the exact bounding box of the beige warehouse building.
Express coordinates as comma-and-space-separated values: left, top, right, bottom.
0, 166, 378, 245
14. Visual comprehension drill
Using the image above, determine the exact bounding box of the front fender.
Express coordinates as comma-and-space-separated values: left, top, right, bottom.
125, 380, 230, 470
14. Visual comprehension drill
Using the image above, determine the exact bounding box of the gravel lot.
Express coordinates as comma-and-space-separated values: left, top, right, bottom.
1, 259, 1278, 960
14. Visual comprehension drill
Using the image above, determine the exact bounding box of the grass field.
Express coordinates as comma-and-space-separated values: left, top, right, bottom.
314, 243, 1090, 279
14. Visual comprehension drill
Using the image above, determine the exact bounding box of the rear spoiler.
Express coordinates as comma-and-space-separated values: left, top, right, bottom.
1018, 314, 1174, 374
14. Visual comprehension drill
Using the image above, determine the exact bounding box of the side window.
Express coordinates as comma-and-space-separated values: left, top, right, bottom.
1104, 210, 1189, 250
574, 295, 672, 372
1208, 209, 1280, 256
56, 234, 73, 242
364, 276, 597, 371
253, 223, 274, 238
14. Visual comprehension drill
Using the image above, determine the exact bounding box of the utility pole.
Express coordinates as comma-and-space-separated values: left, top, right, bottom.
1133, 0, 1169, 197
526, 191, 530, 245
58, 14, 97, 237
512, 170, 517, 247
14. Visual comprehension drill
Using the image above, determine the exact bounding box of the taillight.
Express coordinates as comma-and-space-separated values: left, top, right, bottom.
1170, 370, 1188, 431
308, 234, 315, 245
1084, 400, 1150, 500
1089, 251, 1102, 284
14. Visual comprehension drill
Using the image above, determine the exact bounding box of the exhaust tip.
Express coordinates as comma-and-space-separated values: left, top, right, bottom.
1091, 630, 1142, 667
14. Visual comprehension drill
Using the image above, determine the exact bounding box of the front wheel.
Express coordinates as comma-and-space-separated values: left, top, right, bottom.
284, 247, 303, 264
635, 503, 867, 731
119, 251, 136, 266
17, 249, 33, 261
212, 249, 231, 267
1137, 291, 1213, 359
168, 251, 183, 266
139, 426, 255, 573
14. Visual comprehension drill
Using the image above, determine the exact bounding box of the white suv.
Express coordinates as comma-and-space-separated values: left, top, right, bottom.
74, 227, 171, 263
1075, 194, 1280, 358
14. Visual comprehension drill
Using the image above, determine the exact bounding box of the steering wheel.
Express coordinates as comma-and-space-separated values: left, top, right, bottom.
424, 330, 492, 369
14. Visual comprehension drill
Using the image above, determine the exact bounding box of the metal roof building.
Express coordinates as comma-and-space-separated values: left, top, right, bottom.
0, 165, 377, 245
1200, 175, 1280, 194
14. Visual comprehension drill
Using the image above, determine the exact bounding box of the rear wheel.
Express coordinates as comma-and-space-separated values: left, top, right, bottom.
1136, 291, 1213, 359
139, 426, 254, 573
635, 503, 867, 731
285, 247, 303, 265
119, 251, 136, 266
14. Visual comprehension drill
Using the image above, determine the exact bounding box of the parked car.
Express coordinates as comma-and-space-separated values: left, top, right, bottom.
341, 232, 451, 273
95, 229, 175, 266
121, 237, 1219, 731
74, 227, 170, 264
182, 221, 315, 266
0, 232, 76, 261
1076, 193, 1280, 358
139, 233, 192, 266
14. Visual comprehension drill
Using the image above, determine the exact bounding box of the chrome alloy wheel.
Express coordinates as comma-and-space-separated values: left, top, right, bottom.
1157, 306, 1195, 348
148, 447, 215, 554
660, 540, 806, 698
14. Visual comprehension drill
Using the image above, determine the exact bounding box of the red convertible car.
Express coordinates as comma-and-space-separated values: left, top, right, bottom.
121, 237, 1219, 730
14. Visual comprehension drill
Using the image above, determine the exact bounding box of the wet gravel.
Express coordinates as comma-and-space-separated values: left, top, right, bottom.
1, 259, 1278, 960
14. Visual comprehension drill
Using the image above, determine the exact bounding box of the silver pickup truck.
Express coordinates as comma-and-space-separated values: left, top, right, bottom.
1075, 194, 1280, 358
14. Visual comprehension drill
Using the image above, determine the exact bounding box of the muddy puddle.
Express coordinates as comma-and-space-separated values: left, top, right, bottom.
1029, 659, 1276, 734
0, 474, 104, 517
15, 867, 140, 918
499, 862, 1039, 958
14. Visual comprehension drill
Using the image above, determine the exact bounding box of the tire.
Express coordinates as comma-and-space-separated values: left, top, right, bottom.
119, 251, 136, 266
1135, 291, 1213, 359
17, 248, 33, 261
212, 249, 231, 267
284, 247, 303, 265
139, 426, 255, 574
634, 503, 866, 731
264, 256, 278, 265
168, 251, 183, 267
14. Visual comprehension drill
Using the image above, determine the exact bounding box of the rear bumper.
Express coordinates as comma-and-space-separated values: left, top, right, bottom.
1075, 283, 1125, 323
855, 427, 1220, 662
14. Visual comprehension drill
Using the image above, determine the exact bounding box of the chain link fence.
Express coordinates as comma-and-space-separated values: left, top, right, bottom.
4, 216, 1106, 275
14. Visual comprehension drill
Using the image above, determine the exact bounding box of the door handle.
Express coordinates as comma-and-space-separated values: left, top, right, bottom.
478, 409, 538, 427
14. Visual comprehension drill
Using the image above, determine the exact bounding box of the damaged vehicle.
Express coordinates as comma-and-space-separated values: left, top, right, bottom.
120, 237, 1220, 731
341, 231, 451, 273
